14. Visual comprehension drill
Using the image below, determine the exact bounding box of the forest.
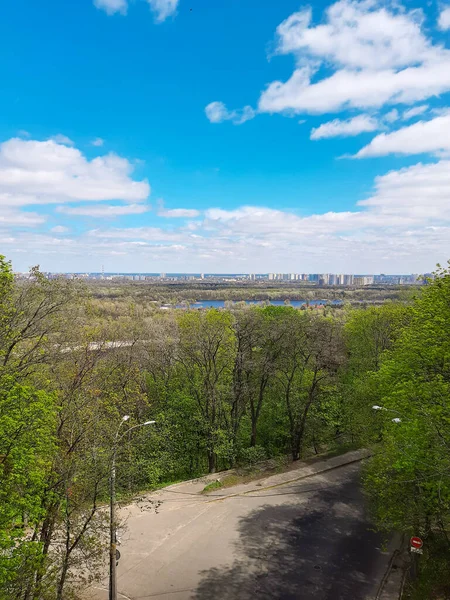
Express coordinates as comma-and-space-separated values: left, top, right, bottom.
1, 255, 449, 599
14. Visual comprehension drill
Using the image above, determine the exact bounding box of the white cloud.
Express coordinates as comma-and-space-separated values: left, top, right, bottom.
147, 0, 179, 22
91, 137, 105, 147
310, 114, 378, 140
0, 209, 44, 227
57, 203, 150, 218
384, 109, 399, 123
234, 0, 450, 118
94, 0, 128, 15
18, 130, 30, 138
359, 160, 450, 220
402, 105, 428, 120
158, 207, 200, 218
205, 102, 256, 125
0, 137, 149, 206
438, 6, 450, 30
4, 154, 450, 272
50, 134, 74, 146
258, 61, 450, 114
51, 226, 69, 233
275, 2, 439, 71
355, 114, 450, 157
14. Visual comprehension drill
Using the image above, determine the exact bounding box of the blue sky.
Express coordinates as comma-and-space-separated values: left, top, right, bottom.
1, 0, 450, 273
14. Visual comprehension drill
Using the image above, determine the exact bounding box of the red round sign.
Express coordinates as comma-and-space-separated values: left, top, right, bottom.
410, 536, 423, 549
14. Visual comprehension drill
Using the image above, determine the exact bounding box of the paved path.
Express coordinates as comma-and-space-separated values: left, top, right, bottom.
86, 453, 395, 600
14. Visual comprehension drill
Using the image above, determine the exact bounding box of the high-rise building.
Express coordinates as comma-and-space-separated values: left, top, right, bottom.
353, 276, 373, 286
343, 274, 354, 285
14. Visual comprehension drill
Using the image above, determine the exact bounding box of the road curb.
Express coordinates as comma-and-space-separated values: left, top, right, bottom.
205, 449, 372, 501
162, 448, 372, 498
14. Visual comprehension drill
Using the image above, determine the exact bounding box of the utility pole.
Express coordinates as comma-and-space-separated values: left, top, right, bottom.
109, 447, 117, 600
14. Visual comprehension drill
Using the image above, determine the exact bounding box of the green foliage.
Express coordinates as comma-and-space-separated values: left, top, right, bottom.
201, 480, 223, 494
363, 267, 450, 537
237, 445, 267, 466
0, 378, 57, 598
1, 251, 448, 599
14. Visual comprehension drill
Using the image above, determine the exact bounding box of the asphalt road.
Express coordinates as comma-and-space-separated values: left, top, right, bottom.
87, 459, 392, 600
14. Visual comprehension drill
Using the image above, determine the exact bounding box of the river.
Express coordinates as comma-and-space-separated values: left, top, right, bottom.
173, 299, 342, 309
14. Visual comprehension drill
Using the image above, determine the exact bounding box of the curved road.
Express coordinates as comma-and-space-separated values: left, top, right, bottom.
86, 456, 394, 600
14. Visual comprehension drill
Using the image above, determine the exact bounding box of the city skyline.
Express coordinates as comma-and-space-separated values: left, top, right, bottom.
16, 270, 424, 286
1, 0, 450, 273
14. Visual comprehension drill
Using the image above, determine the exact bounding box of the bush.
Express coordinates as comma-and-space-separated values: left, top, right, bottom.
237, 445, 267, 466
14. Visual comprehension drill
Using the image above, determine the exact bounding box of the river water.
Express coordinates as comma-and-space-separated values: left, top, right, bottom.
174, 299, 342, 309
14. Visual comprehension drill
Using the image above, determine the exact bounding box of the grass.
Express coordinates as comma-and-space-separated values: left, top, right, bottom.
201, 480, 223, 494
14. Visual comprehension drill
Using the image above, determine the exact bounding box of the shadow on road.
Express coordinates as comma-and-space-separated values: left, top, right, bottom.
193, 471, 385, 600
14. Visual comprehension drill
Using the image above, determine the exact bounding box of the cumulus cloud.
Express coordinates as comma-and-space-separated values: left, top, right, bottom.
438, 6, 450, 30
355, 114, 450, 157
208, 0, 450, 120
147, 0, 179, 22
57, 204, 150, 218
402, 105, 429, 120
91, 137, 105, 147
205, 102, 256, 125
359, 160, 450, 220
274, 2, 440, 71
384, 109, 399, 123
94, 0, 128, 16
5, 154, 450, 272
258, 61, 450, 114
50, 134, 74, 146
158, 207, 200, 218
84, 156, 450, 264
310, 115, 379, 139
51, 226, 69, 233
0, 209, 44, 227
0, 137, 149, 207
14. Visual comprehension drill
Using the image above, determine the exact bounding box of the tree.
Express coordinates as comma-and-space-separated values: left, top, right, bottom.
275, 311, 344, 460
244, 306, 286, 448
0, 379, 57, 599
364, 265, 450, 545
177, 310, 235, 473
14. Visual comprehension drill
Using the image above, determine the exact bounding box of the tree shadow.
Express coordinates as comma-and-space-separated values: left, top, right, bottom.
193, 471, 385, 600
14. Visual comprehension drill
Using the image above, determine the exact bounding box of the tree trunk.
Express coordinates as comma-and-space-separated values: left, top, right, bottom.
291, 433, 301, 461
250, 422, 257, 448
56, 558, 69, 600
208, 450, 216, 474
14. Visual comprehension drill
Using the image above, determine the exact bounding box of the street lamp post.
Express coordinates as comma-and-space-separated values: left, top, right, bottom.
372, 405, 406, 423
109, 416, 155, 600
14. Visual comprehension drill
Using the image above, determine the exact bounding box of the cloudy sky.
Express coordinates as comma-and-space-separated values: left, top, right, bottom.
1, 0, 449, 273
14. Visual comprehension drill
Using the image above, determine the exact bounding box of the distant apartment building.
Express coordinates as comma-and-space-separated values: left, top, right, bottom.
353, 276, 374, 286
343, 274, 354, 285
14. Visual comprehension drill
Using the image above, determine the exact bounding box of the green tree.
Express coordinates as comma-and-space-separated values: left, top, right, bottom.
0, 379, 57, 599
364, 265, 450, 547
177, 310, 235, 473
